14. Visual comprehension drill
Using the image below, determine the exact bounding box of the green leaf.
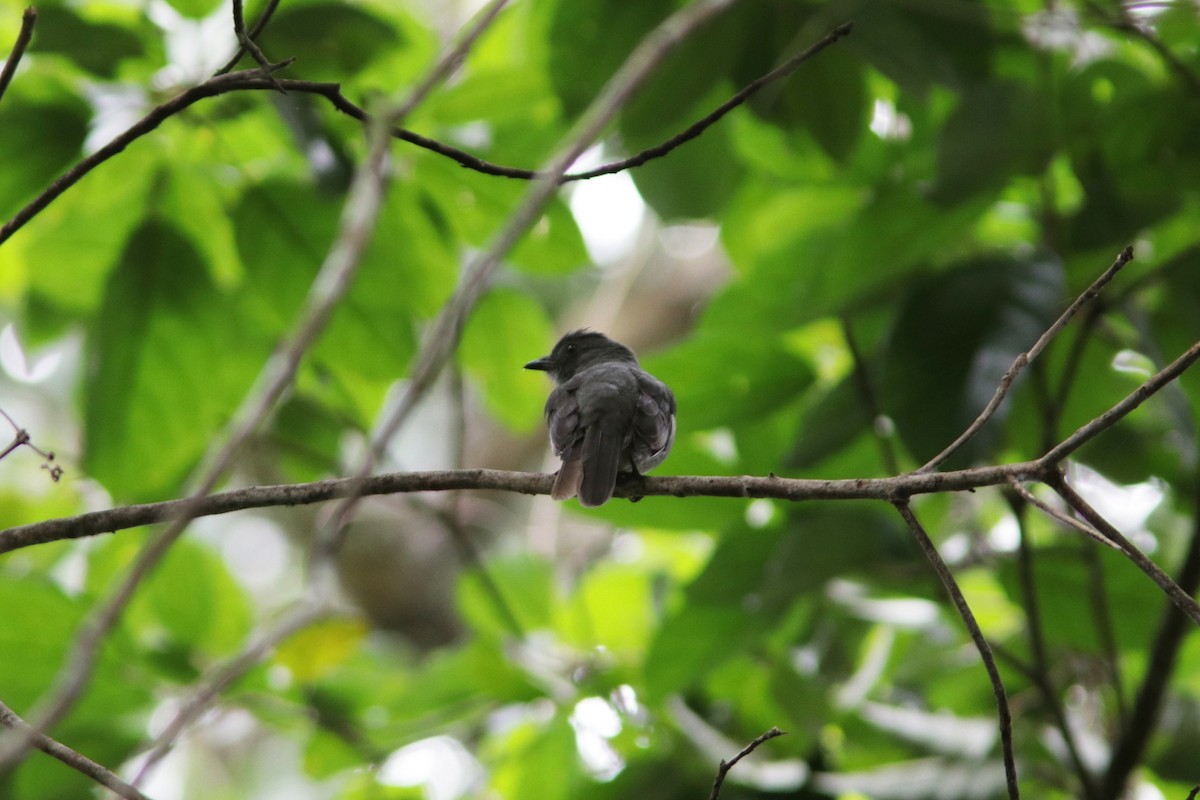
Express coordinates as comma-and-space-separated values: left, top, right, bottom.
0, 98, 89, 222
84, 220, 265, 500
624, 88, 745, 220
461, 290, 556, 433
458, 554, 555, 638
545, 0, 673, 118
880, 254, 1065, 467
933, 82, 1046, 203
28, 6, 145, 76
644, 330, 814, 431
134, 538, 255, 657
258, 3, 402, 80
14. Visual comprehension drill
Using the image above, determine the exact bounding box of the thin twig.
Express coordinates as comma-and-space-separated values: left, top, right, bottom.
707, 727, 786, 800
1048, 474, 1200, 626
919, 246, 1135, 473
414, 21, 855, 182
893, 500, 1019, 799
0, 6, 35, 105
230, 0, 285, 93
1007, 477, 1115, 547
0, 698, 151, 800
216, 0, 283, 76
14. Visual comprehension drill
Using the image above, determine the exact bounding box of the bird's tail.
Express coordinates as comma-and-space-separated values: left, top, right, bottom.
551, 458, 583, 501
578, 424, 623, 507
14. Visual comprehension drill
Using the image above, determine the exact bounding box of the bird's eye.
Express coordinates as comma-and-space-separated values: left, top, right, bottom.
565, 344, 576, 353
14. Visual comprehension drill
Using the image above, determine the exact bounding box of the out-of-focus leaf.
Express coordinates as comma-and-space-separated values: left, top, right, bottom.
29, 5, 144, 75
624, 88, 745, 220
258, 3, 402, 80
880, 254, 1064, 467
644, 330, 814, 431
545, 0, 673, 118
0, 574, 151, 798
846, 0, 993, 96
458, 555, 555, 639
277, 618, 369, 684
996, 545, 1163, 653
0, 98, 88, 222
17, 149, 157, 328
461, 290, 555, 433
132, 537, 255, 657
84, 220, 264, 500
933, 82, 1046, 203
751, 46, 868, 164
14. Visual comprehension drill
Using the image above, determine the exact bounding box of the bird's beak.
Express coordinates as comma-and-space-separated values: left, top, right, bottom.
524, 356, 554, 372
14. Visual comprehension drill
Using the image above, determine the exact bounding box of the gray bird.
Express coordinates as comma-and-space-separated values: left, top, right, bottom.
525, 330, 676, 507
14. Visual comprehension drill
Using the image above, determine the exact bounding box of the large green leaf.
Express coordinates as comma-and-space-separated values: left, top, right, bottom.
257, 3, 403, 80
28, 5, 145, 76
84, 220, 265, 500
0, 98, 88, 222
461, 289, 555, 434
880, 254, 1065, 467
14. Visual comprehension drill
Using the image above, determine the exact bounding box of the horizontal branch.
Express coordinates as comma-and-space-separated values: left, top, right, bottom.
0, 462, 1049, 554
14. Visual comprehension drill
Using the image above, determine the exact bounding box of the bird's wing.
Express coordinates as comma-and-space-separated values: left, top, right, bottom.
632, 372, 676, 463
545, 383, 583, 459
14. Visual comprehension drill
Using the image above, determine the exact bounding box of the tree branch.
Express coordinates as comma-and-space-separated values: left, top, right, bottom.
0, 698, 151, 800
707, 727, 786, 800
920, 246, 1135, 473
0, 6, 35, 106
892, 500, 1019, 799
216, 0, 283, 75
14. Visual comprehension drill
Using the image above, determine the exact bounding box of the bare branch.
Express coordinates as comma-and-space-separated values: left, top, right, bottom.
707, 727, 786, 800
3, 464, 1063, 555
0, 698, 151, 800
919, 246, 1135, 473
0, 6, 36, 105
1007, 477, 1115, 547
216, 0, 283, 75
892, 501, 1019, 799
230, 0, 285, 93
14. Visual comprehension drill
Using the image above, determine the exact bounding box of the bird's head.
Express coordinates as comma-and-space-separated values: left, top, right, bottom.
524, 329, 637, 383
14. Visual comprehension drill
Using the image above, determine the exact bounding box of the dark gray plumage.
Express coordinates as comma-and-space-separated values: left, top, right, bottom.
525, 330, 676, 507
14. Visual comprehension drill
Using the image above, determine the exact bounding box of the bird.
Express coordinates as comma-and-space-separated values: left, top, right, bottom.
525, 330, 676, 507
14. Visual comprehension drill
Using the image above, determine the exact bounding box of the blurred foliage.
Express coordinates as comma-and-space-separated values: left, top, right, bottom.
1, 0, 1200, 799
